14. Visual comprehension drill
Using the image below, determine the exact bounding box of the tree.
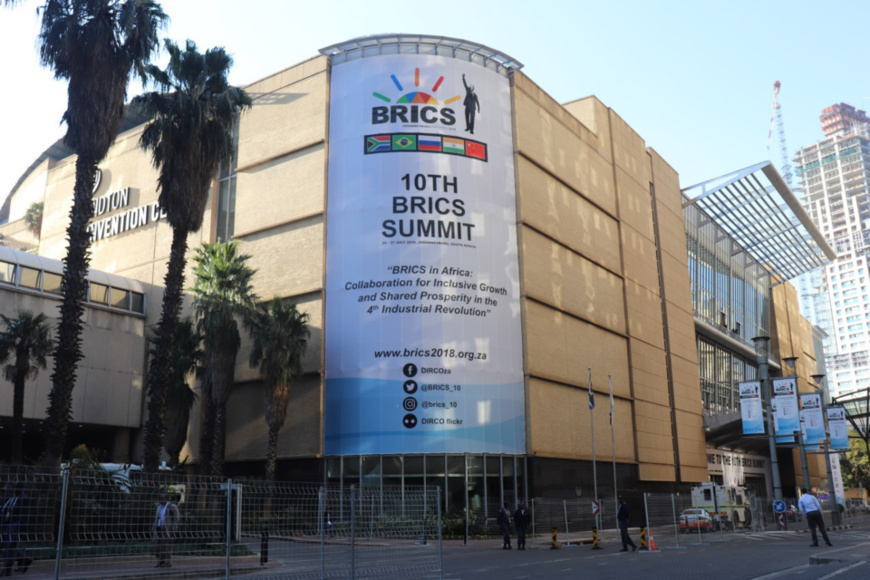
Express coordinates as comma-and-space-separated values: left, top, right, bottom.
133, 39, 251, 472
249, 298, 310, 483
0, 310, 53, 464
840, 430, 870, 490
37, 0, 167, 466
24, 202, 44, 238
191, 241, 256, 476
161, 317, 201, 468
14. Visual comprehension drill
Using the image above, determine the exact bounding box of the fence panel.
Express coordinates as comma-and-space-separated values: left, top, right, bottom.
0, 467, 442, 580
235, 481, 441, 580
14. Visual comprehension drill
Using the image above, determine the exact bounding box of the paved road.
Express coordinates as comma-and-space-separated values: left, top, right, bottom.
438, 524, 870, 580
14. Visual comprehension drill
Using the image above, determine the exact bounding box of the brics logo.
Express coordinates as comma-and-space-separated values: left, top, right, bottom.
371, 67, 458, 127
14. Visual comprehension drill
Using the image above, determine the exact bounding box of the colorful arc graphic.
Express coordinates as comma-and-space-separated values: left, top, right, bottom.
372, 68, 459, 105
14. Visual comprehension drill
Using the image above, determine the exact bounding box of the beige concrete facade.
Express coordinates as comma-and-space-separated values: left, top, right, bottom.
0, 43, 762, 489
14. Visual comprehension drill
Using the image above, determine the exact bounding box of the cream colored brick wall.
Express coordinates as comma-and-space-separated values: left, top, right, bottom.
0, 289, 145, 428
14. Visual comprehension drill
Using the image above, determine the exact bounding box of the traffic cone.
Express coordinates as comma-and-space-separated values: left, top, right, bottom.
649, 535, 658, 551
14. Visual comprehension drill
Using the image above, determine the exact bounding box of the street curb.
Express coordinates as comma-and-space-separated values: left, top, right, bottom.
796, 524, 853, 533
809, 554, 866, 566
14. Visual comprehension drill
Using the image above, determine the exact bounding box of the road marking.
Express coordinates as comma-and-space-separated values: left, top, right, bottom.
749, 564, 812, 579
816, 560, 866, 580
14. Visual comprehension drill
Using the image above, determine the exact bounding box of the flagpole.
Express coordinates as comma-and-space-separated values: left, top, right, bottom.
589, 367, 598, 530
609, 374, 617, 530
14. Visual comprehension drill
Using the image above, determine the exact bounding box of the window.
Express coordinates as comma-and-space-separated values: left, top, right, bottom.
19, 267, 41, 289
0, 261, 14, 284
215, 116, 240, 242
130, 292, 145, 313
43, 272, 62, 295
89, 282, 109, 304
111, 287, 129, 309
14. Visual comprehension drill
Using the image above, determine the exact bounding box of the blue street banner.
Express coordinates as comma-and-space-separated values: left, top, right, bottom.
827, 407, 849, 450
772, 378, 798, 443
800, 393, 825, 447
739, 381, 764, 434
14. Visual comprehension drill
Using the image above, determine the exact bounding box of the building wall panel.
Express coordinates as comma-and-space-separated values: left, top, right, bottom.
514, 90, 616, 216
525, 301, 630, 397
238, 70, 328, 170
517, 157, 621, 271
528, 377, 634, 461
234, 144, 325, 237
522, 227, 625, 334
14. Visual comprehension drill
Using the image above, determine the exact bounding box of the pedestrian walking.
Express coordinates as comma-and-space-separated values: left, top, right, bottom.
514, 503, 530, 550
617, 496, 637, 552
798, 489, 832, 547
153, 493, 181, 567
1, 482, 31, 576
497, 502, 512, 550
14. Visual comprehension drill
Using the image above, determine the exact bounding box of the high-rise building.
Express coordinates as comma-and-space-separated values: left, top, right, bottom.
795, 103, 870, 398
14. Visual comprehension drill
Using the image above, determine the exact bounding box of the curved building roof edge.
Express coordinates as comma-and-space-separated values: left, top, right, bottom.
319, 33, 523, 75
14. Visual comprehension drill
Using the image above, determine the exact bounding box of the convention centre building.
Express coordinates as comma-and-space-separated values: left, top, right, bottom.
0, 35, 837, 514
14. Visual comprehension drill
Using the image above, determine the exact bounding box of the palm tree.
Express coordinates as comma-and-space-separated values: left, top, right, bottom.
158, 317, 201, 468
191, 241, 257, 476
249, 298, 310, 483
37, 0, 167, 466
0, 311, 53, 464
133, 39, 252, 472
24, 202, 44, 238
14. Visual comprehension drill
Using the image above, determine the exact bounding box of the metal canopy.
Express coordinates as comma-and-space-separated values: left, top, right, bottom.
319, 34, 523, 77
832, 387, 870, 449
682, 161, 836, 285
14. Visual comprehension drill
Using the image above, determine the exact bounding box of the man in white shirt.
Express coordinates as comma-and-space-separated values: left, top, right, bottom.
797, 489, 832, 547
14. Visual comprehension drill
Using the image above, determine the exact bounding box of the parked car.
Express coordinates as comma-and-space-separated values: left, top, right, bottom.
679, 508, 713, 532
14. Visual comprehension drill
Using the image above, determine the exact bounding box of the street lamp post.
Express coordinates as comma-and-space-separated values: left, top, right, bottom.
753, 336, 783, 505
784, 356, 812, 493
812, 374, 841, 526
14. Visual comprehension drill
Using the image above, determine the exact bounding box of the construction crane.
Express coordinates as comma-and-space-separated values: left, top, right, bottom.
768, 80, 794, 188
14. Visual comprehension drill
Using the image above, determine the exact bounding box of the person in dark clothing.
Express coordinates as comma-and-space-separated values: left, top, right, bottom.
497, 502, 512, 550
513, 503, 530, 550
1, 482, 31, 576
617, 496, 637, 552
461, 74, 480, 134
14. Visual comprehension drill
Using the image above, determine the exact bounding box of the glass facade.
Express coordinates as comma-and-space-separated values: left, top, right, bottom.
684, 197, 769, 416
684, 200, 770, 344
325, 454, 526, 517
215, 116, 241, 242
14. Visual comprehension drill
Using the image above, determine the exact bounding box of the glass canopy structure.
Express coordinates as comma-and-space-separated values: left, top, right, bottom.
682, 161, 836, 285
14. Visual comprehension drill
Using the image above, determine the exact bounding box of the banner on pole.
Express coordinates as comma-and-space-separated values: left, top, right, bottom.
772, 378, 798, 443
799, 393, 825, 447
827, 407, 849, 450
739, 381, 764, 434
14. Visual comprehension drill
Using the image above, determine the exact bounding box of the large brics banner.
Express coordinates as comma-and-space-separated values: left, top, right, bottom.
323, 53, 524, 455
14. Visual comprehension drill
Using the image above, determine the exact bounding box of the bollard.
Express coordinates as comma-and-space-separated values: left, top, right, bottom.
591, 527, 602, 550
639, 527, 648, 550
551, 527, 559, 549
260, 529, 269, 565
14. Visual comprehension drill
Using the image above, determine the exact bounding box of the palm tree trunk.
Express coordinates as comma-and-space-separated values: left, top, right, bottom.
42, 154, 98, 467
143, 229, 190, 471
198, 374, 215, 477
212, 401, 227, 477
12, 367, 26, 465
265, 423, 279, 483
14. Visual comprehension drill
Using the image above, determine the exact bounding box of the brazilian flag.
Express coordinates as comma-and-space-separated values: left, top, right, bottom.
392, 134, 417, 151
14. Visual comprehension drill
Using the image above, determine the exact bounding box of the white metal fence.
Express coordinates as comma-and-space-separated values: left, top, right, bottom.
0, 467, 442, 579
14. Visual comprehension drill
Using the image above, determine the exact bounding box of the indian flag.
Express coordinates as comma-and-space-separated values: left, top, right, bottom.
443, 137, 465, 155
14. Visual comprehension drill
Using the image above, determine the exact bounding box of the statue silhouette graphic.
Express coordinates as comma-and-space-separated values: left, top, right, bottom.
462, 74, 480, 134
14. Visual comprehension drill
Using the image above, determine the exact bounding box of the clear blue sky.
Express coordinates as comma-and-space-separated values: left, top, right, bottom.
2, 0, 869, 205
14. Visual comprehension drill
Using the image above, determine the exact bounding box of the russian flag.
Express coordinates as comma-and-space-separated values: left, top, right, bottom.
419, 135, 442, 152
